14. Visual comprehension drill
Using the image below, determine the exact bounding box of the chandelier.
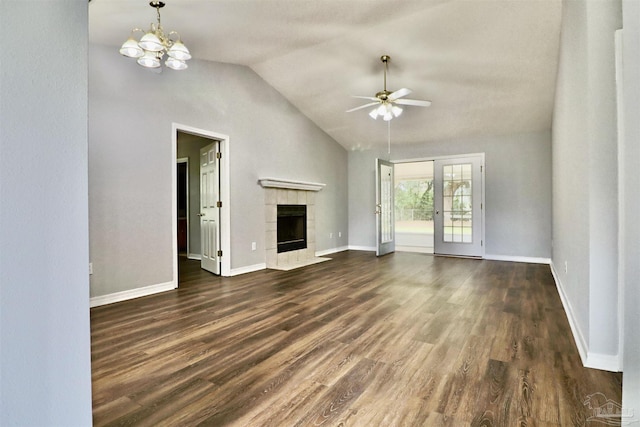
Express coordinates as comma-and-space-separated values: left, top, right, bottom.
119, 1, 191, 70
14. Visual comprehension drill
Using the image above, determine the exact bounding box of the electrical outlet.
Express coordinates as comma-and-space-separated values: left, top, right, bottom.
329, 233, 333, 238
338, 232, 342, 238
251, 242, 257, 251
89, 262, 93, 275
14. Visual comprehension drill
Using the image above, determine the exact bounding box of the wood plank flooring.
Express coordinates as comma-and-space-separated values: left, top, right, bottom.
91, 251, 622, 426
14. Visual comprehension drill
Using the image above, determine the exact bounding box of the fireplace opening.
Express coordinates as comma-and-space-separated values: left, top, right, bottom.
277, 205, 307, 253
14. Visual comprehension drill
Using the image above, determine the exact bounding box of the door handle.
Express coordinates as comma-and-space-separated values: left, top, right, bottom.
197, 213, 205, 217
435, 210, 439, 215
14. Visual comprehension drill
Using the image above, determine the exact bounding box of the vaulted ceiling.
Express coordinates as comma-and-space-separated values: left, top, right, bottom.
89, 0, 562, 151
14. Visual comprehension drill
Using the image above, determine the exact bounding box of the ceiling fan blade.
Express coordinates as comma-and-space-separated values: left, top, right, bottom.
389, 87, 412, 100
351, 95, 380, 101
346, 102, 380, 113
395, 98, 432, 107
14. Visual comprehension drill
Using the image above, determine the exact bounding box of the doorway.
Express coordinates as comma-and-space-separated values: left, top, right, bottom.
176, 158, 189, 256
387, 154, 484, 258
394, 161, 435, 254
172, 124, 231, 284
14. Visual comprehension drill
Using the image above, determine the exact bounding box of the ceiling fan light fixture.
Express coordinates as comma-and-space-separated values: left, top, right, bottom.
348, 55, 431, 121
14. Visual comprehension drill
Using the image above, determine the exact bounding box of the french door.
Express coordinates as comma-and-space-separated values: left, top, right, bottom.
376, 159, 395, 256
199, 142, 221, 275
433, 155, 484, 257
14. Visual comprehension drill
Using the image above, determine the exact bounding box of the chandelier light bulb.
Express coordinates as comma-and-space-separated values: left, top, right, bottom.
166, 57, 188, 70
138, 28, 164, 52
167, 41, 191, 60
119, 37, 144, 58
137, 51, 161, 68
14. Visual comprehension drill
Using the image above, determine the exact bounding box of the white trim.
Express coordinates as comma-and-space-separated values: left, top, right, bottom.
315, 246, 349, 257
187, 253, 202, 261
348, 245, 376, 252
230, 263, 266, 276
172, 123, 231, 278
484, 254, 551, 264
615, 28, 626, 371
584, 353, 621, 372
550, 261, 589, 366
258, 178, 326, 192
90, 281, 176, 308
393, 152, 486, 164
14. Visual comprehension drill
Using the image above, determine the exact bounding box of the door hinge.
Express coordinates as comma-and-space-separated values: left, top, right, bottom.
217, 250, 223, 257
481, 202, 483, 209
216, 152, 222, 159
216, 201, 222, 208
481, 165, 483, 173
481, 240, 483, 246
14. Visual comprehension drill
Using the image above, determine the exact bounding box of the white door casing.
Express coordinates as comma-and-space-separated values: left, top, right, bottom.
376, 158, 395, 256
200, 143, 221, 275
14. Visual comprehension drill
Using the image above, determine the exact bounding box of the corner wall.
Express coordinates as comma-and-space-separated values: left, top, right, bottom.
552, 0, 622, 370
621, 0, 640, 412
0, 1, 93, 424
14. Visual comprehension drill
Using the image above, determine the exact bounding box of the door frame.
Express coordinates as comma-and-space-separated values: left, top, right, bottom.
394, 152, 485, 258
376, 158, 395, 256
176, 157, 189, 255
172, 123, 231, 280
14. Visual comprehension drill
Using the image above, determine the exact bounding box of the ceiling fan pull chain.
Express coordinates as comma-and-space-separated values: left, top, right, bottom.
388, 120, 391, 155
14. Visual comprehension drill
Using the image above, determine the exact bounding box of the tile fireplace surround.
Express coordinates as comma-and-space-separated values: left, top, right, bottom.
259, 178, 329, 270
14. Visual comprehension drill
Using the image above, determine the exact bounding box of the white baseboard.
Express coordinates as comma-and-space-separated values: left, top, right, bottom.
187, 253, 202, 261
348, 245, 376, 252
90, 280, 176, 308
550, 262, 621, 372
484, 254, 551, 264
315, 246, 349, 257
584, 352, 621, 372
230, 263, 266, 276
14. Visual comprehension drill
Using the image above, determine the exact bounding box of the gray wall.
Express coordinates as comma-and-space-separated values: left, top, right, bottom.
89, 44, 348, 298
552, 0, 621, 361
348, 131, 552, 259
177, 132, 211, 257
0, 0, 93, 424
621, 0, 640, 411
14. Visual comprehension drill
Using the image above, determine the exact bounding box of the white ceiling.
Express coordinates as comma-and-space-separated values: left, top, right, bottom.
89, 0, 562, 151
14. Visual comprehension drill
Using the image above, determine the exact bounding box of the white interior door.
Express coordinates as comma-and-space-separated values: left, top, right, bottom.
199, 143, 221, 275
376, 158, 395, 256
434, 156, 484, 257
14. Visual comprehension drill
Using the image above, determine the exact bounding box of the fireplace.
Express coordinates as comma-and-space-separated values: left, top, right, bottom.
277, 205, 307, 253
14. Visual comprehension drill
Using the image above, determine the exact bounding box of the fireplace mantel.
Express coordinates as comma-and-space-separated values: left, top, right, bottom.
258, 178, 325, 192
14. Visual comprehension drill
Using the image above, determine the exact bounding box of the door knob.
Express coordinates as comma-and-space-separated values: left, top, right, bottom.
435, 210, 439, 215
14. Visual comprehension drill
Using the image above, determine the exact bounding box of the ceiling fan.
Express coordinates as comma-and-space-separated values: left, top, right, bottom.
347, 55, 431, 121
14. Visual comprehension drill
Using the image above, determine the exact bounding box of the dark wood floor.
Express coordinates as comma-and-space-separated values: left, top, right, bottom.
91, 251, 622, 426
